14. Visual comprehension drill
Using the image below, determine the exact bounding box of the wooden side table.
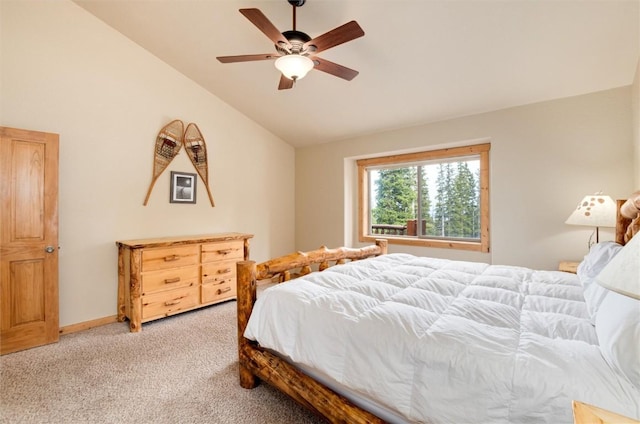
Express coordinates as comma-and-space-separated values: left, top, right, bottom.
573, 400, 639, 424
559, 261, 580, 274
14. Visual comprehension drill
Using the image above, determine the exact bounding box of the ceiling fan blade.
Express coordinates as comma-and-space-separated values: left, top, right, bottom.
304, 21, 364, 54
239, 8, 291, 50
217, 54, 278, 63
278, 74, 294, 90
311, 57, 359, 81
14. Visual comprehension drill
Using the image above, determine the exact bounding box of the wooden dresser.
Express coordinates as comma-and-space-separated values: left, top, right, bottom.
116, 233, 252, 332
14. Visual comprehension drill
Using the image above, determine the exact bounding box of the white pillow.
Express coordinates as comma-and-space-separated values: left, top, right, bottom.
577, 242, 623, 321
595, 290, 640, 388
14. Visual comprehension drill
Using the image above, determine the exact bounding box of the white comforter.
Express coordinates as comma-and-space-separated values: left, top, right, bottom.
244, 254, 639, 423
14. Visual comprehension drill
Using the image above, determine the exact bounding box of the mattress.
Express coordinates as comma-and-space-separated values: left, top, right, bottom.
244, 253, 639, 423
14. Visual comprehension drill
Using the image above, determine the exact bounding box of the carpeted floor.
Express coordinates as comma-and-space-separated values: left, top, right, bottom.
0, 301, 325, 424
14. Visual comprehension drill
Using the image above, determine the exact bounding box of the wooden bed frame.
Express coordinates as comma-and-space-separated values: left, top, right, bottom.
236, 239, 388, 423
236, 198, 638, 423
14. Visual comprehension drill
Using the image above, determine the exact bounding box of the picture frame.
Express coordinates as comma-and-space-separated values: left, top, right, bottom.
170, 171, 197, 204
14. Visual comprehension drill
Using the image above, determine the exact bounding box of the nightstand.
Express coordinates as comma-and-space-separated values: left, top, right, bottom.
559, 261, 580, 274
573, 400, 639, 424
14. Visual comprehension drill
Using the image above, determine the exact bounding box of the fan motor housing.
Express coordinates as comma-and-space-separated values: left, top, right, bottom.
288, 0, 306, 6
277, 30, 312, 54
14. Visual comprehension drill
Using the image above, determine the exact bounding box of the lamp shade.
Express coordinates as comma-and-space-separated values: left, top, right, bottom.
275, 54, 314, 81
565, 194, 616, 228
595, 234, 640, 299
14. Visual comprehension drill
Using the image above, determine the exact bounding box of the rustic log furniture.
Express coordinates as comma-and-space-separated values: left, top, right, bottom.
558, 260, 580, 273
237, 239, 388, 423
572, 400, 640, 424
117, 233, 252, 332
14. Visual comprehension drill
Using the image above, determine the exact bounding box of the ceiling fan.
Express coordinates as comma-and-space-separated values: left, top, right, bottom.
216, 0, 365, 90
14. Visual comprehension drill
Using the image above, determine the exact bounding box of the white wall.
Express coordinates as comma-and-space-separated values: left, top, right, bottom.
296, 87, 634, 270
1, 0, 295, 327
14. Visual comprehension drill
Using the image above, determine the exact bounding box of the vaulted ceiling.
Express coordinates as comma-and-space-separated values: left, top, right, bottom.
75, 0, 639, 148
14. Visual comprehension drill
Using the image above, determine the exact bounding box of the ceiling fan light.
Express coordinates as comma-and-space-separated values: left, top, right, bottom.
275, 54, 314, 81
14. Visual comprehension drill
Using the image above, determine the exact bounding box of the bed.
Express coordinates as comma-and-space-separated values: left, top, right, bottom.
236, 195, 640, 424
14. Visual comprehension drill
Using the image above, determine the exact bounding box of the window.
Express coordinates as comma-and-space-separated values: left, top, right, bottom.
357, 143, 490, 252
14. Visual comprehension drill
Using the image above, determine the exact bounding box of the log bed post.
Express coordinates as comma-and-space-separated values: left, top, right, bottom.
236, 260, 258, 389
376, 238, 388, 255
616, 199, 633, 245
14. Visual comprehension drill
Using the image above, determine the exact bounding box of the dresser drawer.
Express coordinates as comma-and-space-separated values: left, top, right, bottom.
142, 246, 199, 272
142, 266, 199, 295
202, 279, 236, 304
142, 286, 199, 320
201, 241, 243, 263
202, 260, 236, 285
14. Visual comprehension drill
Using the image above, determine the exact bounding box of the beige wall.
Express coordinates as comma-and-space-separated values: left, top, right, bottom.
1, 0, 295, 327
633, 58, 640, 188
296, 87, 634, 270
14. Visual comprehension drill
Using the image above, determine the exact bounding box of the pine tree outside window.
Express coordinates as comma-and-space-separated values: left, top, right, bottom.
357, 143, 490, 252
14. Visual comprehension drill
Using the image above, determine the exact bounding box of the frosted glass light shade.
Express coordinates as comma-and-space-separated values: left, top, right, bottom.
595, 234, 640, 299
275, 55, 314, 81
565, 194, 616, 227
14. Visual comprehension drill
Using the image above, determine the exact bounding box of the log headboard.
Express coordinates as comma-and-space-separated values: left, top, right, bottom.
616, 193, 640, 245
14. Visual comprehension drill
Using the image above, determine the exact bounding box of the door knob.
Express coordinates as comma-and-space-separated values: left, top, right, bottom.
45, 246, 55, 253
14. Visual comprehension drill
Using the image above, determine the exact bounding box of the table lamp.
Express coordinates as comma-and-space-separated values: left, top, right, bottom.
566, 193, 616, 248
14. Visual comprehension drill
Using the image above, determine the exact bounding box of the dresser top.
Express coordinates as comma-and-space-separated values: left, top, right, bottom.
116, 233, 253, 249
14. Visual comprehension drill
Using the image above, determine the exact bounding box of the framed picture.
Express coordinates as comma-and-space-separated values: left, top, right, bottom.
170, 171, 197, 204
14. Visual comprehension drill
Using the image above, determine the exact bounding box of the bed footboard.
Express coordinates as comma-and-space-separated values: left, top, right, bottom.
236, 240, 388, 423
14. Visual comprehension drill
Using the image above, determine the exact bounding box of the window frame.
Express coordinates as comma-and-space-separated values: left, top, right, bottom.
357, 143, 490, 252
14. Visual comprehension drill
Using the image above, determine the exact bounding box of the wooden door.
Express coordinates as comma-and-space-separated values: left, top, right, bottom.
0, 127, 59, 355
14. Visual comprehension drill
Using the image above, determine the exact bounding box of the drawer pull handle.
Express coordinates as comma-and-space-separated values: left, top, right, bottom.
164, 255, 180, 262
217, 268, 231, 274
164, 297, 184, 306
217, 249, 232, 255
204, 279, 226, 285
203, 279, 227, 285
217, 287, 232, 295
164, 277, 181, 284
